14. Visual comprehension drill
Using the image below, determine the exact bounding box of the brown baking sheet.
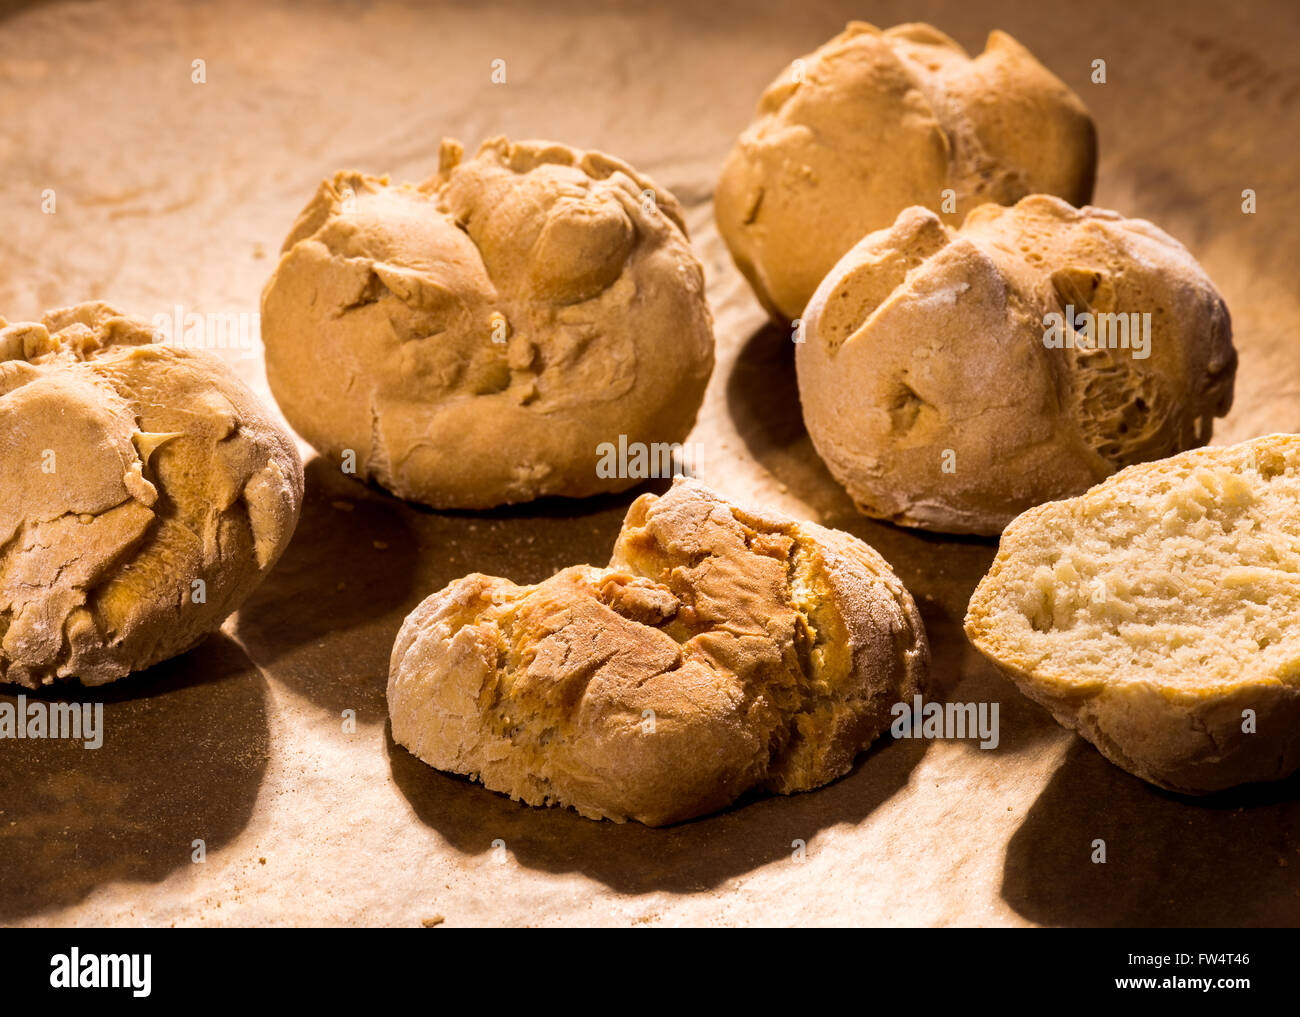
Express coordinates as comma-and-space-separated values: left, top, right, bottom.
2, 0, 1298, 927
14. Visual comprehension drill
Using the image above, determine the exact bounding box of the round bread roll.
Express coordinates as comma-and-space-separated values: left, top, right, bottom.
388, 478, 928, 825
261, 136, 715, 509
796, 195, 1237, 535
0, 303, 303, 689
965, 435, 1300, 794
715, 21, 1097, 322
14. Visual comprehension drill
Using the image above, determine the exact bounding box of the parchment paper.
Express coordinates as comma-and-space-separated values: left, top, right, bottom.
2, 0, 1298, 927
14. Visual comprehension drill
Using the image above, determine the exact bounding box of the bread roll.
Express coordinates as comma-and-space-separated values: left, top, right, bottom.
262, 136, 715, 509
715, 21, 1097, 321
796, 195, 1237, 535
388, 478, 928, 825
965, 434, 1300, 793
0, 303, 303, 688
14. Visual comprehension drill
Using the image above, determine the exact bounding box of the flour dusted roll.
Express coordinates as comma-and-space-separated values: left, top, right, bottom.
262, 136, 715, 509
388, 478, 928, 825
796, 196, 1236, 535
715, 21, 1097, 321
0, 302, 303, 688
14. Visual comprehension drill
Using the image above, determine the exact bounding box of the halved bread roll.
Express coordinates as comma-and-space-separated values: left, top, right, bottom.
965, 434, 1300, 793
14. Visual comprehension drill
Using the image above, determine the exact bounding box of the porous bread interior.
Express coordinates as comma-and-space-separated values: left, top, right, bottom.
971, 436, 1300, 690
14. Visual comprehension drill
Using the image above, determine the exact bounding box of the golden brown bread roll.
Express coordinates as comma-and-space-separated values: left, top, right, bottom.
0, 303, 303, 688
715, 21, 1097, 321
262, 136, 715, 509
796, 195, 1237, 535
388, 478, 928, 825
965, 435, 1300, 794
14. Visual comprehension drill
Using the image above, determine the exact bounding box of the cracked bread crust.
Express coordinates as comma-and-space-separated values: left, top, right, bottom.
388, 478, 928, 825
261, 136, 715, 509
796, 196, 1237, 535
0, 302, 304, 688
964, 435, 1300, 793
715, 21, 1097, 322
